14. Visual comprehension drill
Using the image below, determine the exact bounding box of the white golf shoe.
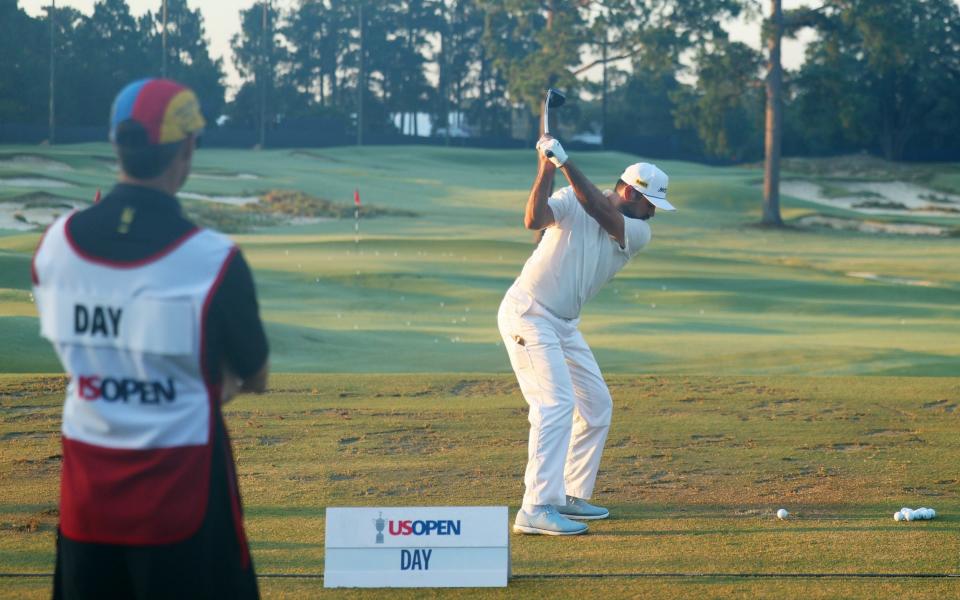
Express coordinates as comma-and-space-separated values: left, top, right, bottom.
513, 505, 588, 535
556, 495, 610, 520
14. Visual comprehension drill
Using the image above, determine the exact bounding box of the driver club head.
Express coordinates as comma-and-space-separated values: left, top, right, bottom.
542, 88, 567, 140
546, 88, 566, 108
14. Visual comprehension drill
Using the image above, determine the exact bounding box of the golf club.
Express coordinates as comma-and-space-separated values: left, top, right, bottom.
542, 88, 566, 157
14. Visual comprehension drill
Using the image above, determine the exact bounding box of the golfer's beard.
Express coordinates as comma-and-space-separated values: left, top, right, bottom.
622, 206, 652, 220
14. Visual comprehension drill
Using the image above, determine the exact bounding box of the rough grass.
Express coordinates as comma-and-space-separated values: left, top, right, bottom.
1, 374, 958, 599
774, 155, 960, 191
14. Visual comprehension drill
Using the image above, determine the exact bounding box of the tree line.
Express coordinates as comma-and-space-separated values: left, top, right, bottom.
1, 0, 958, 162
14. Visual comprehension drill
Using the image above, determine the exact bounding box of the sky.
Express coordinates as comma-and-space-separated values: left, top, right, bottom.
20, 0, 817, 96
20, 0, 263, 92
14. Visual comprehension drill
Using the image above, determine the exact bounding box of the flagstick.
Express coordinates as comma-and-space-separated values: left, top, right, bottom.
354, 188, 361, 245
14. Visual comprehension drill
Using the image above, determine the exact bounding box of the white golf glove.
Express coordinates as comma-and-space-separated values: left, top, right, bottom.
536, 136, 568, 167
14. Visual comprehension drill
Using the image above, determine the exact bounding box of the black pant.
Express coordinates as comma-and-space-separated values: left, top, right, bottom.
53, 423, 258, 600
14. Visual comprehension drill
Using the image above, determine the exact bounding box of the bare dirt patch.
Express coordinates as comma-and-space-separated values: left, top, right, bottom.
248, 190, 417, 220
179, 191, 261, 206
182, 189, 417, 233
448, 378, 517, 397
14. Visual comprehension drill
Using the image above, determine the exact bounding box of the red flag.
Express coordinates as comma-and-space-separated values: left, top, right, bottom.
354, 189, 361, 206
94, 189, 102, 203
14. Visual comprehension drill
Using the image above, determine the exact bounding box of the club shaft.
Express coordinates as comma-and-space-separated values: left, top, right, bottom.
544, 101, 554, 156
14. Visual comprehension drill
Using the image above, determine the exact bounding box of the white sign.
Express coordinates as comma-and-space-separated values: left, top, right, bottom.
324, 506, 510, 588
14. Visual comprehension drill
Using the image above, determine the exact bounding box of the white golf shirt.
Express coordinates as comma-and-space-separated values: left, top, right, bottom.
515, 186, 651, 319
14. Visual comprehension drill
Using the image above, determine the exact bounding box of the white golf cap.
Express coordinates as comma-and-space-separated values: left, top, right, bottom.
620, 163, 675, 211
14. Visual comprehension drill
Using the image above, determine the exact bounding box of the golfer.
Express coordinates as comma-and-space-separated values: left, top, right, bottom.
33, 78, 269, 598
500, 134, 675, 535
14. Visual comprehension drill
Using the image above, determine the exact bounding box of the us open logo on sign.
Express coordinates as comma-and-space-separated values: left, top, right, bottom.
325, 506, 509, 588
374, 512, 385, 543
383, 517, 462, 539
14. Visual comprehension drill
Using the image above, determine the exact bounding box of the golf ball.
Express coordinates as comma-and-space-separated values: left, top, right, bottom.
904, 509, 916, 521
929, 509, 937, 519
776, 509, 789, 520
894, 511, 905, 521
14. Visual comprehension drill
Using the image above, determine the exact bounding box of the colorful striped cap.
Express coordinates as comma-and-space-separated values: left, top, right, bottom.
109, 78, 205, 146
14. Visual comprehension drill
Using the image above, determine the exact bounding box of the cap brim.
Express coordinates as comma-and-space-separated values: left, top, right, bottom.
644, 194, 676, 211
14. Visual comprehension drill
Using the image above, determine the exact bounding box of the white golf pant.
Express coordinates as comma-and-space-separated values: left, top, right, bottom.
497, 285, 613, 507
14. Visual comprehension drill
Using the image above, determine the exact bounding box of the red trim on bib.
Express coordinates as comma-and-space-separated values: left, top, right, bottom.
59, 436, 211, 545
64, 212, 201, 268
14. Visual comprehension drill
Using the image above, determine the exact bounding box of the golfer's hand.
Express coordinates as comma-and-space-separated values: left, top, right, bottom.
536, 135, 567, 167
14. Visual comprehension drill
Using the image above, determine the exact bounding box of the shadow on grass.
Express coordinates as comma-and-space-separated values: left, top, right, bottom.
589, 526, 919, 538
0, 504, 58, 514
246, 505, 328, 519
249, 540, 322, 551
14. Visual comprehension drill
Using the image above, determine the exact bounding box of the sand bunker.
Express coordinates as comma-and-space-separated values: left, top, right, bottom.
0, 198, 82, 231
781, 180, 960, 216
287, 216, 333, 225
179, 192, 261, 206
0, 177, 75, 188
796, 215, 951, 237
845, 272, 938, 287
192, 172, 261, 181
0, 155, 73, 171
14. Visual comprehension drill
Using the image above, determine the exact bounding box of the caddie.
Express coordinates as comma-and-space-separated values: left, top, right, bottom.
33, 78, 269, 598
499, 134, 675, 535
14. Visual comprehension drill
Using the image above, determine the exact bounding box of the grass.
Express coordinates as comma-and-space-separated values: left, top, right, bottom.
1, 374, 959, 598
1, 145, 958, 597
1, 144, 958, 376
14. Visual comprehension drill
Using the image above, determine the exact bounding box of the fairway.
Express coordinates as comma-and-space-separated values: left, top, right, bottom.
2, 145, 959, 376
1, 144, 959, 598
1, 374, 959, 598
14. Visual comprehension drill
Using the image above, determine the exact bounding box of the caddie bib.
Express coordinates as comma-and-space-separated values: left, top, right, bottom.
32, 212, 236, 544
